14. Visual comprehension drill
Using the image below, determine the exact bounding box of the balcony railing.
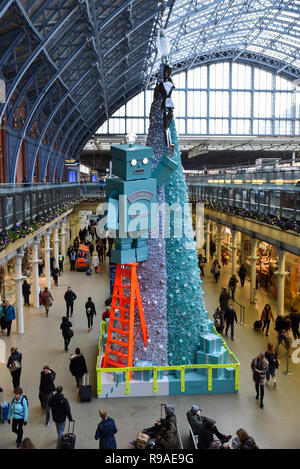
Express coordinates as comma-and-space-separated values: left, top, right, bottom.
0, 183, 81, 231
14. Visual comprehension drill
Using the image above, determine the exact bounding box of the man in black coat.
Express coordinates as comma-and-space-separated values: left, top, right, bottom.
64, 287, 77, 318
197, 417, 231, 449
219, 288, 230, 311
39, 366, 56, 426
224, 305, 238, 341
48, 386, 73, 449
69, 348, 88, 388
22, 280, 31, 306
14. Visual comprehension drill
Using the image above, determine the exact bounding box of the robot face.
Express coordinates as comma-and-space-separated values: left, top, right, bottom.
111, 144, 153, 181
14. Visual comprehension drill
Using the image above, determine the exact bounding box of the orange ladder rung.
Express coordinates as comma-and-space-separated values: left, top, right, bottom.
109, 350, 128, 358
112, 328, 129, 335
110, 338, 129, 347
111, 317, 129, 324
106, 359, 126, 368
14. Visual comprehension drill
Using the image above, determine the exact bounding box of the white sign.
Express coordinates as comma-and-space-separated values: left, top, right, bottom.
0, 79, 5, 103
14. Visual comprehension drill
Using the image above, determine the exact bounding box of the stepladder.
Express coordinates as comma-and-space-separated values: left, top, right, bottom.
102, 263, 148, 379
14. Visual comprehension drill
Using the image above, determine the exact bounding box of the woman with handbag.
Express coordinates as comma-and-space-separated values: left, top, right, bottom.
41, 287, 53, 317
265, 342, 278, 387
7, 346, 22, 389
60, 317, 73, 352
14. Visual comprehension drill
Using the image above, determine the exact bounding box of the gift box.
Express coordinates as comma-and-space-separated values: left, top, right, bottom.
134, 360, 153, 381
113, 371, 126, 384
225, 368, 235, 379
199, 333, 222, 354
196, 347, 227, 378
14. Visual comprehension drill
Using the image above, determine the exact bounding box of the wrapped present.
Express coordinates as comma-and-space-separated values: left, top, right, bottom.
134, 360, 153, 381
113, 371, 125, 384
225, 368, 235, 379
199, 333, 222, 354
196, 347, 227, 378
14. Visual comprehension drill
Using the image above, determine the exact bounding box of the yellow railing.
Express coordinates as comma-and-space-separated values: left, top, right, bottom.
96, 322, 240, 397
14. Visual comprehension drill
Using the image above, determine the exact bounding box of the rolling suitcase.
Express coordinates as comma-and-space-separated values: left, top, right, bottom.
79, 374, 92, 402
0, 402, 10, 423
254, 320, 262, 330
60, 420, 76, 449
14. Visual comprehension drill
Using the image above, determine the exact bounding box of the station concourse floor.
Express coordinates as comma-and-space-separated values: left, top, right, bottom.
0, 258, 300, 450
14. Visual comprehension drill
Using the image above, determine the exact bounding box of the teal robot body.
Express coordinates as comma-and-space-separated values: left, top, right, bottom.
105, 143, 178, 264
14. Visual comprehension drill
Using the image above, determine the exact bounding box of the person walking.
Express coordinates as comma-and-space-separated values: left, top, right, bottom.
8, 387, 28, 448
213, 306, 225, 334
290, 305, 300, 340
92, 253, 100, 274
52, 265, 60, 287
48, 385, 73, 449
219, 288, 230, 312
261, 304, 274, 337
70, 249, 77, 271
50, 254, 55, 272
95, 409, 117, 450
265, 343, 278, 388
251, 352, 269, 409
3, 300, 16, 337
7, 347, 22, 389
0, 299, 6, 334
224, 305, 238, 341
73, 237, 79, 255
198, 254, 206, 277
39, 366, 56, 427
238, 265, 247, 287
58, 252, 64, 272
69, 348, 88, 388
22, 280, 31, 306
85, 297, 97, 333
64, 287, 77, 318
228, 274, 238, 301
41, 287, 53, 317
211, 260, 221, 283
60, 316, 73, 352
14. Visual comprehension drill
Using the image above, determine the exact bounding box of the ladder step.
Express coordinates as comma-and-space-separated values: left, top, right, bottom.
109, 350, 128, 358
111, 318, 129, 324
112, 328, 129, 335
110, 338, 129, 347
115, 306, 130, 312
115, 283, 131, 289
106, 359, 127, 368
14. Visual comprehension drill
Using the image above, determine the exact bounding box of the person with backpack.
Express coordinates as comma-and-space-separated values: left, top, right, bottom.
69, 348, 88, 388
85, 297, 97, 333
260, 304, 274, 337
238, 265, 247, 287
22, 280, 31, 306
265, 343, 278, 388
224, 305, 238, 341
228, 274, 238, 301
213, 306, 225, 334
48, 385, 73, 449
39, 366, 56, 427
60, 317, 73, 352
211, 260, 221, 283
95, 409, 117, 450
41, 287, 53, 317
3, 300, 16, 337
8, 387, 28, 448
64, 287, 77, 318
7, 347, 22, 389
251, 352, 269, 409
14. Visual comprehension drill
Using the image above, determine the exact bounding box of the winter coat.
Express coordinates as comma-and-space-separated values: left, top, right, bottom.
212, 262, 221, 275
95, 417, 117, 449
238, 436, 259, 449
219, 291, 230, 310
48, 393, 72, 423
85, 301, 96, 316
64, 290, 77, 305
69, 354, 88, 378
251, 356, 269, 385
3, 304, 16, 322
228, 276, 238, 291
238, 266, 247, 279
265, 351, 277, 370
52, 267, 59, 280
261, 307, 274, 322
7, 351, 22, 371
60, 319, 73, 339
22, 283, 31, 296
156, 425, 179, 449
186, 410, 204, 435
39, 369, 56, 394
9, 395, 28, 422
197, 424, 214, 449
41, 290, 53, 307
92, 256, 99, 267
224, 307, 238, 323
213, 309, 225, 329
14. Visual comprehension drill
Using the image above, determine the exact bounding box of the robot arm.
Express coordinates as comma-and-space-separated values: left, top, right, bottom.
151, 153, 178, 188
106, 189, 119, 230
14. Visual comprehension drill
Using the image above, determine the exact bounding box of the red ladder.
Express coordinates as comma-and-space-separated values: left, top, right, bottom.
102, 263, 148, 377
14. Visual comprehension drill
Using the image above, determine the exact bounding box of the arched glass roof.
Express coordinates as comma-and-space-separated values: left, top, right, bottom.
0, 0, 300, 179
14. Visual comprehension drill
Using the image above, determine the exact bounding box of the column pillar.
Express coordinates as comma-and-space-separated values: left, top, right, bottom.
60, 218, 66, 260
275, 249, 288, 316
249, 238, 258, 303
14, 249, 25, 334
216, 223, 222, 265
44, 230, 52, 289
54, 223, 60, 266
31, 237, 40, 308
231, 229, 238, 275
204, 219, 211, 262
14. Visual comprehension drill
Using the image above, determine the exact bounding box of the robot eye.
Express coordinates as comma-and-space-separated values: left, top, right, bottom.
130, 159, 137, 167
142, 158, 148, 165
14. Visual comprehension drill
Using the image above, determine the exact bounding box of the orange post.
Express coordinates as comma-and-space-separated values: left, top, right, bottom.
102, 263, 148, 379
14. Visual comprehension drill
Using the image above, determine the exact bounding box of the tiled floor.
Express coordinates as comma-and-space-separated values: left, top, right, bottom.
0, 256, 299, 449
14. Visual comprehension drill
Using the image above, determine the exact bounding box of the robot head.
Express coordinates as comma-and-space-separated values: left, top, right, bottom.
110, 143, 153, 181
